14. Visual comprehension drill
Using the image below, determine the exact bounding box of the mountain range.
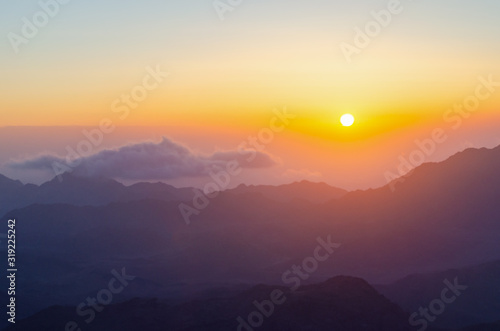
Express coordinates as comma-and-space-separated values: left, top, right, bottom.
0, 276, 440, 331
1, 144, 500, 330
0, 173, 347, 217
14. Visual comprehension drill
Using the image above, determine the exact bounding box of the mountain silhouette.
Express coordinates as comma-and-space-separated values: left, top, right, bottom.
227, 180, 347, 203
2, 276, 426, 331
2, 145, 500, 329
0, 172, 192, 216
376, 260, 500, 329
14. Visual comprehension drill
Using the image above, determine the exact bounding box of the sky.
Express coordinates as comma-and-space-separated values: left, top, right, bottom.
1, 0, 500, 189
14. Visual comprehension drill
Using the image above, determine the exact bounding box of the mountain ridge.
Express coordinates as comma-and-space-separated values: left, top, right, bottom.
2, 276, 426, 331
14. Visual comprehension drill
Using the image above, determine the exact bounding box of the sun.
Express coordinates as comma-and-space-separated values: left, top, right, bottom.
340, 114, 355, 127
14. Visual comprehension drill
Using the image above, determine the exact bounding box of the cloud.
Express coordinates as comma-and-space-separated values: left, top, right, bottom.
7, 137, 277, 180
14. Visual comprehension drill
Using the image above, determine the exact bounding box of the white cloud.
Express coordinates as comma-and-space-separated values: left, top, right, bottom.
8, 137, 278, 181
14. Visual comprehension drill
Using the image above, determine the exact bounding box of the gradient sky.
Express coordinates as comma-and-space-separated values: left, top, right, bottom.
1, 0, 500, 189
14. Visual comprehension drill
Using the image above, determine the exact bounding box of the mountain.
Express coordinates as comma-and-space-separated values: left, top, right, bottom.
0, 174, 23, 189
227, 181, 347, 203
2, 145, 500, 327
0, 172, 193, 216
376, 260, 500, 329
312, 145, 500, 282
0, 174, 347, 217
0, 174, 33, 216
2, 276, 425, 331
459, 321, 500, 331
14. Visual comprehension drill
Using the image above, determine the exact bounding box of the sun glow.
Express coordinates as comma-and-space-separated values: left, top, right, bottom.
340, 114, 355, 127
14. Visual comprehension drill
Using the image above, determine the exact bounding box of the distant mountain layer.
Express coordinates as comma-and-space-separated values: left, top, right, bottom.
226, 181, 347, 203
0, 173, 347, 216
4, 268, 500, 331
2, 145, 500, 329
460, 321, 500, 331
376, 260, 500, 329
2, 276, 422, 331
0, 173, 193, 216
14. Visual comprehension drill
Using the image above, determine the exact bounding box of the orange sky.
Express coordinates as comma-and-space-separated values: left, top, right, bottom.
1, 1, 499, 188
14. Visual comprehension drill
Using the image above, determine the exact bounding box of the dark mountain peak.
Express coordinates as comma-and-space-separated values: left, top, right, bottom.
237, 283, 284, 300
0, 171, 193, 217
316, 275, 375, 291
0, 173, 24, 188
239, 276, 386, 308
334, 143, 500, 217
429, 144, 500, 170
377, 259, 500, 329
227, 180, 347, 203
293, 276, 389, 307
460, 320, 500, 331
7, 275, 417, 331
396, 144, 500, 186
